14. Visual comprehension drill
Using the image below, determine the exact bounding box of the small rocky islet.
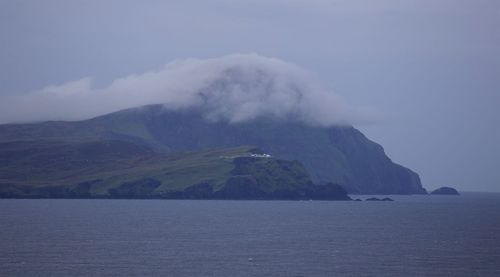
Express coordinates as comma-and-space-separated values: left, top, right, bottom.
430, 187, 460, 195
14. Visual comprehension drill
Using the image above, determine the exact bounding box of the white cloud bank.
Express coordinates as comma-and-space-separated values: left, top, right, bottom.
0, 54, 377, 126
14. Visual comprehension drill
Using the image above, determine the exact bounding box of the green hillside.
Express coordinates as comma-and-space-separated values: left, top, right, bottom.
0, 140, 247, 196
0, 140, 349, 200
0, 104, 427, 194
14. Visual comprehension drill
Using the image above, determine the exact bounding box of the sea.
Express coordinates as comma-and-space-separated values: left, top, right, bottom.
1, 193, 499, 277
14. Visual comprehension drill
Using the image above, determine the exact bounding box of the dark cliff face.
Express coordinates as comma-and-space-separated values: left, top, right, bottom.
326, 127, 425, 194
0, 105, 427, 194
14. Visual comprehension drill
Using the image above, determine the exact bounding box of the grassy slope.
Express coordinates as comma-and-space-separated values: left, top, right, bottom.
230, 157, 313, 193
0, 140, 256, 196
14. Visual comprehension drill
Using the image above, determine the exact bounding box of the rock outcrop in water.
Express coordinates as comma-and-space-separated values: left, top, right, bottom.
430, 187, 460, 195
365, 197, 394, 201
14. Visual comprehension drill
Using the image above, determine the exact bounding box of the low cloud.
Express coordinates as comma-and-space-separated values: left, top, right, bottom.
0, 54, 377, 126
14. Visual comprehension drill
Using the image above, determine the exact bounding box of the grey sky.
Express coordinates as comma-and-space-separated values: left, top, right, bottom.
0, 0, 498, 192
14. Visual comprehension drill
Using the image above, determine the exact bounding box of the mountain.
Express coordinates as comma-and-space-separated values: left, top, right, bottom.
0, 104, 426, 194
0, 140, 350, 200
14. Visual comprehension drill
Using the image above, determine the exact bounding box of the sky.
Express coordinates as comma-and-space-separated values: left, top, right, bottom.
0, 0, 498, 192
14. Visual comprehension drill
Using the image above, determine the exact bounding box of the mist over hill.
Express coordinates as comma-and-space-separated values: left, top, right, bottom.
0, 54, 377, 126
0, 54, 426, 195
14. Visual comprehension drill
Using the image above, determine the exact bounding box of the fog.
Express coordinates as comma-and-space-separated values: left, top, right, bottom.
0, 54, 375, 125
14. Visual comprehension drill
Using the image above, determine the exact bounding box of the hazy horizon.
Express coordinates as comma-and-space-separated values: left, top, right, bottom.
0, 0, 498, 192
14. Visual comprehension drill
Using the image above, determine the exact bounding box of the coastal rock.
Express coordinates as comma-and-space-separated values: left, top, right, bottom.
365, 197, 394, 201
430, 187, 460, 195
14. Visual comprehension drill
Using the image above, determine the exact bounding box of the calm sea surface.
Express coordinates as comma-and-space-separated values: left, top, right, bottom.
1, 193, 499, 277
